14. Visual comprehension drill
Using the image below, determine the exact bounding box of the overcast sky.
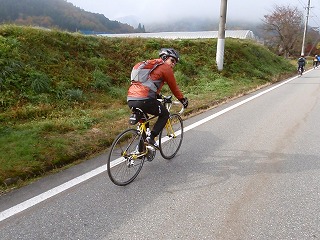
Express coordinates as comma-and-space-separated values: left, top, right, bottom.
66, 0, 320, 28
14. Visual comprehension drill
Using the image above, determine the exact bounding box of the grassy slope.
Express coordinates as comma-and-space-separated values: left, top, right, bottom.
0, 25, 296, 190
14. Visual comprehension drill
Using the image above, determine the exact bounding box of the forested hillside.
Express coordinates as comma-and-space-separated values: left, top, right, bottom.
0, 0, 144, 33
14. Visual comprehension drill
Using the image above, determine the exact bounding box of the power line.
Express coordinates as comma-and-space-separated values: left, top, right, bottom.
297, 0, 320, 28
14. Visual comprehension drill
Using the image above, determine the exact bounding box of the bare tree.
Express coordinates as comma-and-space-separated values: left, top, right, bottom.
305, 28, 320, 56
262, 5, 304, 57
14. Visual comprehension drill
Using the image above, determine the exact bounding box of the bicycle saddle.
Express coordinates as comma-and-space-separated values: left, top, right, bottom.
129, 107, 147, 125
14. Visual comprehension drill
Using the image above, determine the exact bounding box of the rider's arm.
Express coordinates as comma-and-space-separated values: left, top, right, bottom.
161, 65, 184, 100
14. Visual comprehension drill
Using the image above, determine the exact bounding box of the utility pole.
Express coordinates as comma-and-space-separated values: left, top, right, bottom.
301, 0, 311, 56
216, 0, 227, 71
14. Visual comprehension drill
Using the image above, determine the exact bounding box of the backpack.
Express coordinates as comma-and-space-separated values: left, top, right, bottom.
131, 59, 163, 83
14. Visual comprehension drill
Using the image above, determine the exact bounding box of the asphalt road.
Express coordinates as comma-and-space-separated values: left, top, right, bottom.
1, 68, 320, 239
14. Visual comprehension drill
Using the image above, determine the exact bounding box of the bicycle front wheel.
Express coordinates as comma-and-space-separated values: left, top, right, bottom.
107, 128, 145, 186
159, 113, 183, 159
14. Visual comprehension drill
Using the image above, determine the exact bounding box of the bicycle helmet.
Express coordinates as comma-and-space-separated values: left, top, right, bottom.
159, 48, 180, 62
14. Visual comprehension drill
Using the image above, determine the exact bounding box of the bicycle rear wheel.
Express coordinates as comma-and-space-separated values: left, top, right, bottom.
159, 113, 183, 159
107, 128, 145, 186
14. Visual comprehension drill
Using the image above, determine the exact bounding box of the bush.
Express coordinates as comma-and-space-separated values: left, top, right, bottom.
91, 69, 112, 91
29, 71, 52, 93
66, 89, 85, 102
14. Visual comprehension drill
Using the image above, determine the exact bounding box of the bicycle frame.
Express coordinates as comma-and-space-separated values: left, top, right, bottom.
137, 115, 157, 136
138, 109, 182, 145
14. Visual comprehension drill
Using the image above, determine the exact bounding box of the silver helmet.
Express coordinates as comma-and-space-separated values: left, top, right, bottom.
159, 48, 180, 62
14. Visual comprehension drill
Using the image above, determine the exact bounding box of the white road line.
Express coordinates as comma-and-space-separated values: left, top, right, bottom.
0, 165, 106, 222
0, 72, 303, 222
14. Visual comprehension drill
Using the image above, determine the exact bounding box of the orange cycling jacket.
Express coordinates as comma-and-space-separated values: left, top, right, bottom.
127, 58, 184, 101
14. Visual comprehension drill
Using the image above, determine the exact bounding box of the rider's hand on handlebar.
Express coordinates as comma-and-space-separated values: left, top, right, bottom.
180, 97, 188, 108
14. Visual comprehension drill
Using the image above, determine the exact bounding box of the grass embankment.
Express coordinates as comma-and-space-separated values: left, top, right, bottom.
0, 25, 296, 191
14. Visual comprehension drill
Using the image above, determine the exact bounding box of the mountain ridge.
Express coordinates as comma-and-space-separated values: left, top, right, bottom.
0, 0, 261, 35
0, 0, 143, 33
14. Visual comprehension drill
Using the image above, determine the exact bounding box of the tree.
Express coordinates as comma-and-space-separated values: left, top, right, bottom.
137, 23, 146, 33
262, 5, 304, 57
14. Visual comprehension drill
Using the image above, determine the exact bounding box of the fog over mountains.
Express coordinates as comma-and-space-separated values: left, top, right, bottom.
0, 0, 263, 36
116, 14, 262, 39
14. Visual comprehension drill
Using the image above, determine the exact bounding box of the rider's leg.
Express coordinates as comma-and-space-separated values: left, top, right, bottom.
144, 100, 169, 139
128, 99, 169, 139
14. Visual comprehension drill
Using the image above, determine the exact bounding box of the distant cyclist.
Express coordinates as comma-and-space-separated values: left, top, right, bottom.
313, 55, 318, 69
297, 55, 306, 75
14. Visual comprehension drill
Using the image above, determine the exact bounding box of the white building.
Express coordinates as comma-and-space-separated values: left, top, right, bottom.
99, 30, 257, 41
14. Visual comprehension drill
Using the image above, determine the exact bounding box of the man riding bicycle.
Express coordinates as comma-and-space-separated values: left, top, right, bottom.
127, 48, 188, 149
297, 55, 306, 74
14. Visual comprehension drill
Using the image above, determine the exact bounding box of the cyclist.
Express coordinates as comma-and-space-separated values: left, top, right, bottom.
313, 55, 318, 68
127, 48, 188, 149
297, 55, 306, 74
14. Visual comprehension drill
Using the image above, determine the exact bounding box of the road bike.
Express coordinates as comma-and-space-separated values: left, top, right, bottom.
107, 95, 184, 186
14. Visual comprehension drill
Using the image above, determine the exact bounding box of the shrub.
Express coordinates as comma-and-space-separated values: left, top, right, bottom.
65, 89, 85, 102
108, 86, 127, 102
174, 70, 191, 87
0, 36, 23, 91
92, 69, 112, 91
29, 71, 52, 93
